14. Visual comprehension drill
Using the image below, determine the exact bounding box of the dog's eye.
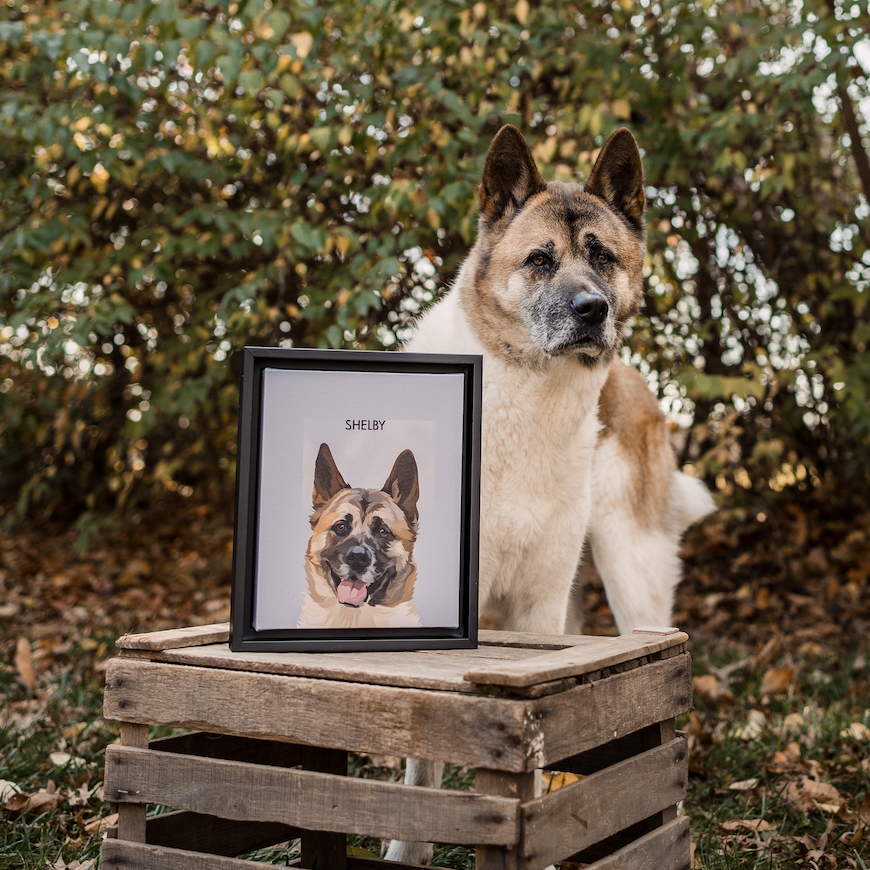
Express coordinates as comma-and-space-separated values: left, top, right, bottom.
332, 520, 348, 536
595, 250, 612, 266
529, 252, 549, 268
377, 525, 390, 538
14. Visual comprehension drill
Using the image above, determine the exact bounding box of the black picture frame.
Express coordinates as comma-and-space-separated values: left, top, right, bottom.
230, 346, 482, 652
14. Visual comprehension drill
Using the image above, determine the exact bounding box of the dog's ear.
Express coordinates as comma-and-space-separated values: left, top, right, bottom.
584, 128, 645, 241
478, 124, 546, 225
382, 449, 420, 526
312, 443, 350, 512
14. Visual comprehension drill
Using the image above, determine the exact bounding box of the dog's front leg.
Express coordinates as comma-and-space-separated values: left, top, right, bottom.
383, 758, 445, 864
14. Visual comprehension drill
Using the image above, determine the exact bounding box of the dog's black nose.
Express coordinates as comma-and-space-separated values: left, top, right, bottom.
346, 546, 371, 571
570, 292, 608, 326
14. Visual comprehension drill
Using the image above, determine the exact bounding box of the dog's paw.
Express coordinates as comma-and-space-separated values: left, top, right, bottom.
383, 839, 434, 865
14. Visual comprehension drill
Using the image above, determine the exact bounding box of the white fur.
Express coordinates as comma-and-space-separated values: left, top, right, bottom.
387, 268, 715, 865
406, 288, 608, 634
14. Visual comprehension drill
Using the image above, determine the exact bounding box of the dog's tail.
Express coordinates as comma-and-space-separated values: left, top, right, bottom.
668, 470, 716, 535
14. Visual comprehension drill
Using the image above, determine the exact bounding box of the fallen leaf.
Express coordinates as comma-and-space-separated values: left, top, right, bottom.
761, 665, 796, 696
541, 770, 583, 791
860, 792, 870, 826
840, 722, 870, 741
83, 811, 118, 834
0, 779, 21, 802
729, 778, 760, 791
785, 776, 842, 813
693, 674, 719, 699
731, 708, 767, 740
49, 751, 88, 768
14, 637, 36, 691
720, 818, 778, 832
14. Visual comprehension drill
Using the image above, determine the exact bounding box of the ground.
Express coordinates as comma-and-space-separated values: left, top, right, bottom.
1, 496, 868, 868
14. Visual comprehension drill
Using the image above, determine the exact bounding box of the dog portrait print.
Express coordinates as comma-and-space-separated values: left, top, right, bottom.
297, 443, 421, 629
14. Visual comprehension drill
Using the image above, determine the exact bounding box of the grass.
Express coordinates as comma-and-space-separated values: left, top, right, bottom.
1, 635, 869, 868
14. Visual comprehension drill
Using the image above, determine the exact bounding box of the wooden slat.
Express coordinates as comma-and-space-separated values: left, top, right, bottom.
150, 731, 302, 767
103, 658, 541, 771
478, 630, 583, 650
103, 840, 443, 870
300, 746, 348, 870
103, 839, 269, 869
519, 737, 687, 869
139, 643, 547, 693
464, 632, 688, 687
117, 623, 230, 651
475, 770, 537, 870
117, 724, 148, 843
527, 654, 691, 768
104, 746, 520, 846
583, 815, 691, 870
146, 809, 299, 856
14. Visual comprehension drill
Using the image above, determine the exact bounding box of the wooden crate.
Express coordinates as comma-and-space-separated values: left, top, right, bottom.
101, 624, 692, 870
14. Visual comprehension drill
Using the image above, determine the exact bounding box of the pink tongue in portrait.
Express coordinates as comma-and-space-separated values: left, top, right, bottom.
337, 578, 367, 606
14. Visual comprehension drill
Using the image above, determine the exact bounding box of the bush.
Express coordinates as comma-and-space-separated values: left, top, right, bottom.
1, 0, 868, 519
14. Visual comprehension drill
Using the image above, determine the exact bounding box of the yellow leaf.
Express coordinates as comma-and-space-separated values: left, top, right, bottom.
14, 637, 35, 691
426, 207, 441, 229
612, 99, 631, 120
515, 0, 529, 24
541, 771, 582, 792
290, 32, 313, 59
91, 163, 110, 195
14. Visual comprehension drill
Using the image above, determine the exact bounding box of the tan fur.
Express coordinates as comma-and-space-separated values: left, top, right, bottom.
597, 360, 677, 529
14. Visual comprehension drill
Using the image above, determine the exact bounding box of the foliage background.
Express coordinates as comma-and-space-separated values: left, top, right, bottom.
1, 0, 869, 525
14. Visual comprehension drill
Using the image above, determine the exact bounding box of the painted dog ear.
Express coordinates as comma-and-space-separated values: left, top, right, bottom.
382, 449, 420, 526
584, 128, 646, 241
312, 443, 350, 512
478, 124, 546, 225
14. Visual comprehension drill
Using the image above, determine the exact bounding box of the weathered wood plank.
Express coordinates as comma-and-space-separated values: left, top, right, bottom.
146, 809, 299, 856
103, 840, 442, 870
114, 625, 582, 658
520, 737, 688, 869
117, 724, 148, 843
144, 643, 546, 693
475, 770, 537, 870
150, 731, 302, 767
117, 623, 230, 651
582, 815, 691, 870
528, 654, 691, 767
103, 658, 540, 771
464, 633, 688, 687
103, 839, 269, 869
300, 746, 348, 870
478, 630, 583, 650
104, 746, 520, 846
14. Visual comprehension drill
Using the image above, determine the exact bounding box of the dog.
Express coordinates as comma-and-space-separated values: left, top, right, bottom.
384, 124, 715, 864
297, 443, 422, 629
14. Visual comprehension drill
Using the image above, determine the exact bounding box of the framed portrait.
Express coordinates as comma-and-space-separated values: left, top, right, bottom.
230, 346, 482, 652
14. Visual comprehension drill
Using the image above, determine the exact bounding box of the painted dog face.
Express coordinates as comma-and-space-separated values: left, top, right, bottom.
463, 125, 646, 370
306, 443, 419, 609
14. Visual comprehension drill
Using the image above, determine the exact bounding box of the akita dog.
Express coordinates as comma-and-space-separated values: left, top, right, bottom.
297, 443, 421, 630
384, 125, 714, 863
